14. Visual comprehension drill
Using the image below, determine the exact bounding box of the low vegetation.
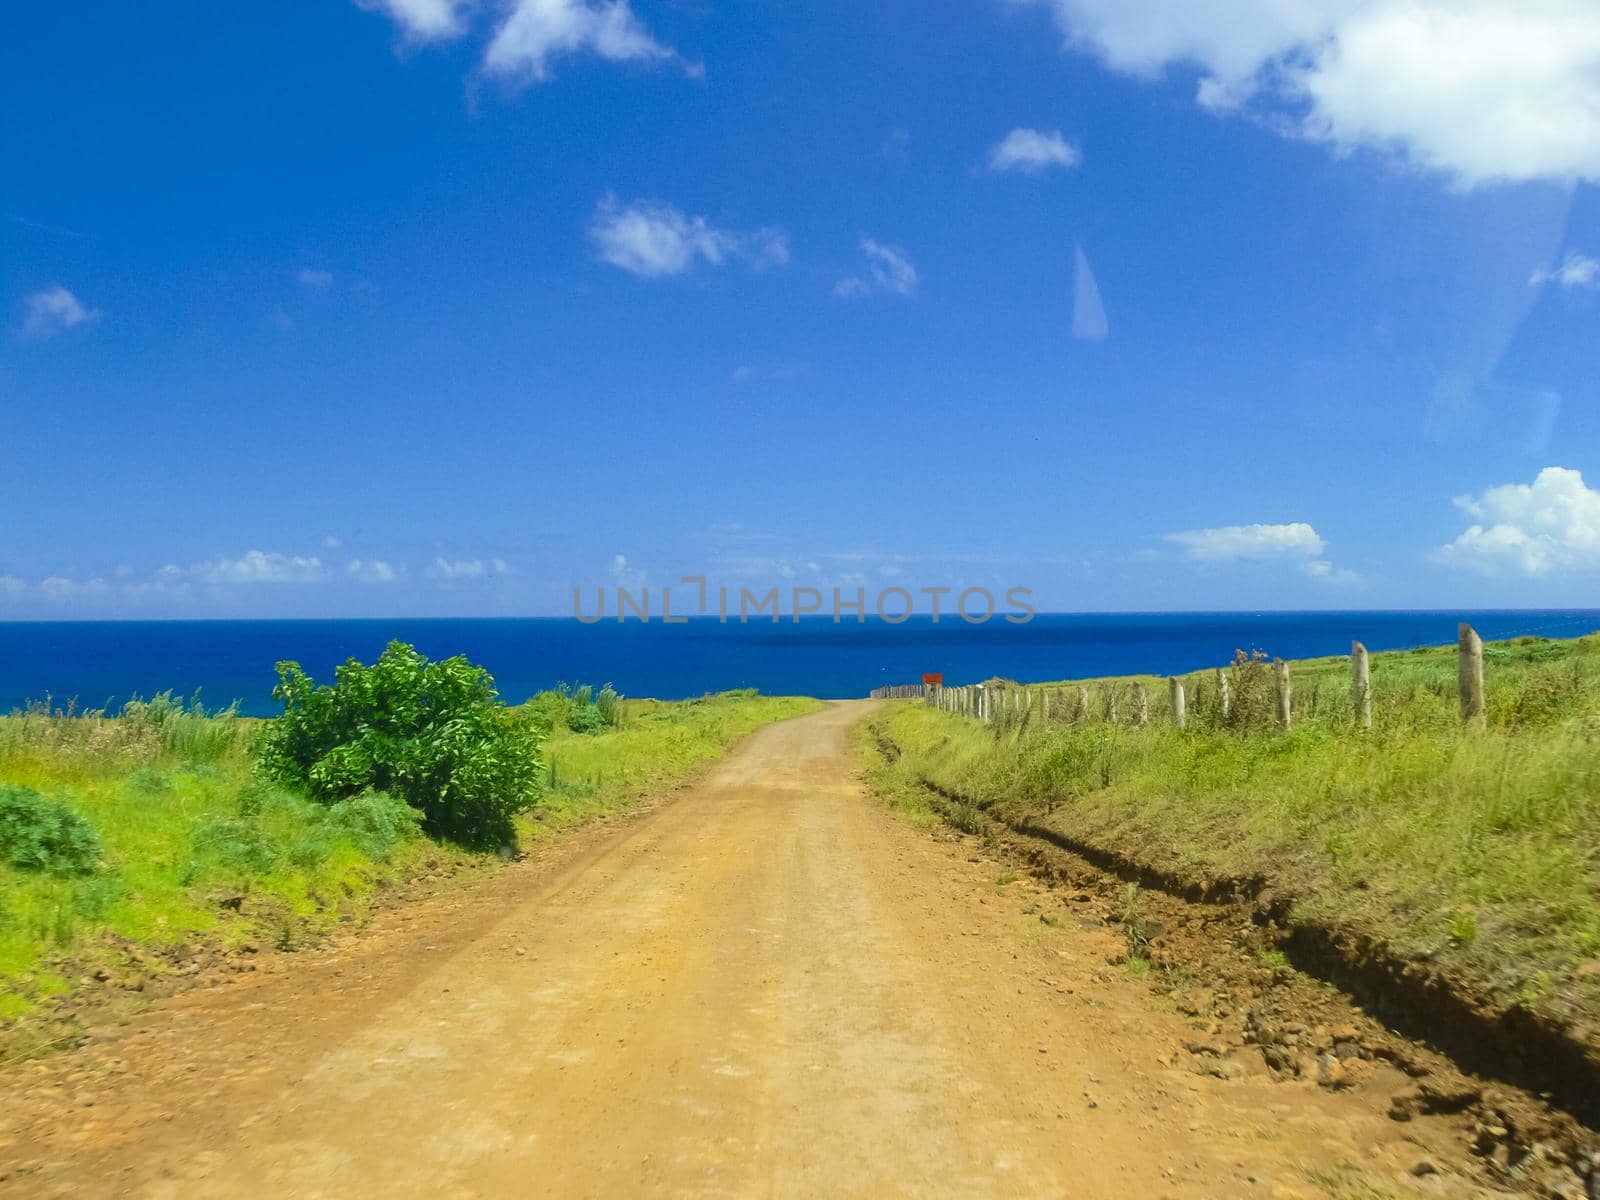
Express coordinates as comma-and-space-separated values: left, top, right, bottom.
261, 641, 543, 850
0, 649, 816, 1051
534, 689, 822, 836
867, 633, 1600, 1048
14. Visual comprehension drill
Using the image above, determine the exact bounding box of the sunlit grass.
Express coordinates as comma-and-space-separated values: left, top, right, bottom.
869, 633, 1600, 1033
0, 688, 820, 1036
530, 690, 823, 837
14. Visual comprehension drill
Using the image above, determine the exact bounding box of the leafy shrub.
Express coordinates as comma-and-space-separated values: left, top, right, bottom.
0, 784, 101, 875
288, 834, 332, 870
193, 816, 280, 875
325, 791, 423, 860
527, 681, 626, 735
258, 641, 543, 849
566, 703, 606, 735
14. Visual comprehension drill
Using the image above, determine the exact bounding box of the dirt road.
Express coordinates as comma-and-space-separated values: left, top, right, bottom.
1, 703, 1475, 1198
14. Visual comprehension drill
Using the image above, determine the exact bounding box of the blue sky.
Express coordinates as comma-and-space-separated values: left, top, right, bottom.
4, 0, 1600, 618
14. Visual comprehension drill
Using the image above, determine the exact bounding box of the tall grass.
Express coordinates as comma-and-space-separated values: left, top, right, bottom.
873, 634, 1600, 1033
0, 697, 440, 1037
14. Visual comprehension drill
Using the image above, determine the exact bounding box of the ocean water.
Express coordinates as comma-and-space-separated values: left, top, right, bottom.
1, 611, 1596, 718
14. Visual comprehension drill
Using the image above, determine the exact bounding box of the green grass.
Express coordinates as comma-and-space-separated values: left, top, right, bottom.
532, 689, 823, 836
0, 688, 819, 1039
0, 705, 460, 1030
866, 633, 1600, 1039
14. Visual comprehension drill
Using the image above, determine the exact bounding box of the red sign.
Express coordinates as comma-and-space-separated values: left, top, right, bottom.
921, 673, 944, 687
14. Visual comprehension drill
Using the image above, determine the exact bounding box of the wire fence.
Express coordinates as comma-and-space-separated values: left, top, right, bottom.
904, 621, 1587, 734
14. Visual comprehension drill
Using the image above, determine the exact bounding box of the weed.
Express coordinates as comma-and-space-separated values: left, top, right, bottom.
1118, 883, 1150, 963
0, 785, 101, 875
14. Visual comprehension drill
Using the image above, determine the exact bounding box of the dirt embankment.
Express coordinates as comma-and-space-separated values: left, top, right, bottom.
872, 726, 1600, 1199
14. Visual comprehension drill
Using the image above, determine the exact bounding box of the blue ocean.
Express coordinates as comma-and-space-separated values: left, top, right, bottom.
1, 611, 1596, 717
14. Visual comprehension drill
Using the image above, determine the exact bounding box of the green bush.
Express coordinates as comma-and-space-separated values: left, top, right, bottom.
193, 816, 280, 875
0, 784, 102, 875
258, 641, 543, 849
566, 703, 606, 735
527, 681, 625, 735
325, 791, 423, 860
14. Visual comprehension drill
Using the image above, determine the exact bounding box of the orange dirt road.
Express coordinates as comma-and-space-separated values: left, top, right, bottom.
1, 703, 1468, 1198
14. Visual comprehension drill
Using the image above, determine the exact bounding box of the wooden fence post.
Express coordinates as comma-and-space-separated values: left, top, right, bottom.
1216, 669, 1231, 723
1132, 682, 1149, 726
1351, 641, 1371, 730
1169, 677, 1186, 729
1274, 659, 1292, 729
1104, 685, 1118, 724
1459, 622, 1486, 729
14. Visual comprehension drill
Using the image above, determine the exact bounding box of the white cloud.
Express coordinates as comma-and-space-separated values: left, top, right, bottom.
1166, 522, 1326, 561
1024, 0, 1600, 188
428, 556, 507, 580
589, 196, 789, 279
199, 550, 325, 585
1072, 243, 1107, 340
0, 576, 27, 595
358, 0, 472, 42
834, 239, 919, 298
347, 558, 397, 583
1435, 466, 1600, 576
21, 285, 98, 339
1530, 252, 1600, 289
322, 534, 344, 549
609, 553, 645, 587
297, 268, 334, 288
430, 557, 485, 579
484, 0, 682, 83
988, 127, 1082, 173
1301, 559, 1361, 586
731, 363, 804, 384
39, 576, 109, 599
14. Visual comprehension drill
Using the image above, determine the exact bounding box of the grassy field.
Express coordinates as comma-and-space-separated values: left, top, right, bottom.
532, 689, 823, 835
865, 633, 1600, 1044
0, 688, 818, 1040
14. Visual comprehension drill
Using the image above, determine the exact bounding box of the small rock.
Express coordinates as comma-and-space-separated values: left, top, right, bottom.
1410, 1159, 1438, 1177
1191, 1057, 1246, 1081
1316, 1053, 1346, 1089
1260, 1045, 1304, 1076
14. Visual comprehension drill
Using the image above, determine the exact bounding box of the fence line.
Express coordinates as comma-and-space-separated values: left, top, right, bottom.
869, 683, 927, 700
895, 621, 1520, 734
